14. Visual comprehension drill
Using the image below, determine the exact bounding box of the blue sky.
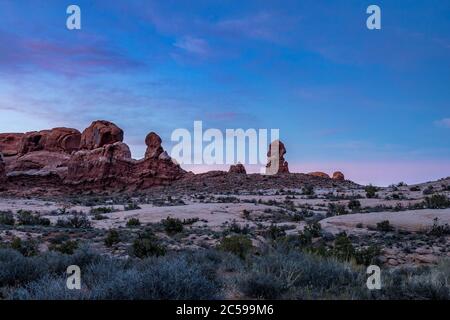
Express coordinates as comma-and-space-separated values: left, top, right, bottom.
0, 0, 449, 185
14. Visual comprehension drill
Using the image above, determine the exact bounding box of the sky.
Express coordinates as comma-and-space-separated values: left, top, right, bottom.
0, 0, 449, 185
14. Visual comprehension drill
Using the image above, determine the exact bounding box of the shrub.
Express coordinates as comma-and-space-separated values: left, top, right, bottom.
0, 210, 15, 225
409, 186, 421, 192
265, 224, 286, 240
162, 217, 184, 234
126, 218, 141, 227
365, 185, 378, 198
16, 210, 50, 226
10, 237, 39, 257
327, 203, 348, 216
218, 235, 253, 259
348, 200, 361, 212
302, 185, 315, 196
332, 232, 355, 261
49, 240, 79, 255
132, 231, 166, 258
240, 273, 286, 299
124, 203, 141, 211
422, 185, 434, 195
354, 245, 381, 266
104, 229, 120, 247
90, 206, 115, 214
376, 220, 394, 232
56, 212, 91, 229
428, 218, 450, 237
423, 194, 450, 209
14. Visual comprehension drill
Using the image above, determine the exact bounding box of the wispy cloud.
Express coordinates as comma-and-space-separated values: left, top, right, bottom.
0, 31, 143, 77
173, 36, 210, 56
435, 118, 450, 128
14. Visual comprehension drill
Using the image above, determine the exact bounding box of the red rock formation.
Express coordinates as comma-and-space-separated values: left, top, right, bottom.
0, 133, 24, 156
8, 151, 71, 176
308, 172, 330, 179
66, 142, 133, 188
80, 120, 123, 150
229, 163, 247, 174
18, 128, 81, 155
145, 132, 163, 159
332, 171, 345, 181
266, 140, 289, 174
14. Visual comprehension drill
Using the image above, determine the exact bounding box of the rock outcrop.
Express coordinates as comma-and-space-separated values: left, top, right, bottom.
0, 133, 24, 156
332, 171, 345, 181
266, 140, 289, 174
145, 132, 163, 159
80, 120, 123, 150
229, 163, 247, 174
18, 128, 81, 156
66, 142, 134, 188
308, 172, 330, 179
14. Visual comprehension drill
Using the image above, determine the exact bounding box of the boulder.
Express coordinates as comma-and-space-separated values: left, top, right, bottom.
308, 172, 330, 179
332, 171, 345, 181
0, 133, 24, 156
18, 128, 81, 155
229, 163, 247, 174
265, 140, 289, 174
80, 120, 123, 150
145, 132, 163, 159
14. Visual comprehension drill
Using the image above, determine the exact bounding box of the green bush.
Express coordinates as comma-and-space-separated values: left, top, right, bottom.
126, 218, 141, 227
49, 240, 79, 255
0, 210, 15, 225
90, 206, 115, 214
218, 235, 253, 259
162, 217, 184, 234
132, 231, 166, 258
348, 200, 361, 212
104, 229, 120, 247
124, 203, 141, 211
10, 237, 39, 257
376, 220, 394, 232
16, 210, 50, 226
423, 194, 450, 209
365, 185, 378, 198
56, 212, 91, 229
327, 203, 348, 216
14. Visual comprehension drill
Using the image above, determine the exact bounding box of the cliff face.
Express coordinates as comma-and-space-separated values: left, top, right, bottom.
0, 120, 186, 195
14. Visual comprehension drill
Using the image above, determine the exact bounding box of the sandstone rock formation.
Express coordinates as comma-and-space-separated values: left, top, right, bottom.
229, 163, 247, 174
67, 142, 134, 188
18, 128, 81, 155
80, 120, 123, 150
308, 172, 330, 179
0, 133, 24, 156
266, 140, 289, 174
332, 171, 345, 181
145, 132, 163, 159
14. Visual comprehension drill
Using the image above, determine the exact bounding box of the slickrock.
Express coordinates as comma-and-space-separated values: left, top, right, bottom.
80, 120, 123, 150
308, 171, 330, 179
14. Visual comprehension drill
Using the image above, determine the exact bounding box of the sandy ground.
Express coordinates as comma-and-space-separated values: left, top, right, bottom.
320, 209, 450, 234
